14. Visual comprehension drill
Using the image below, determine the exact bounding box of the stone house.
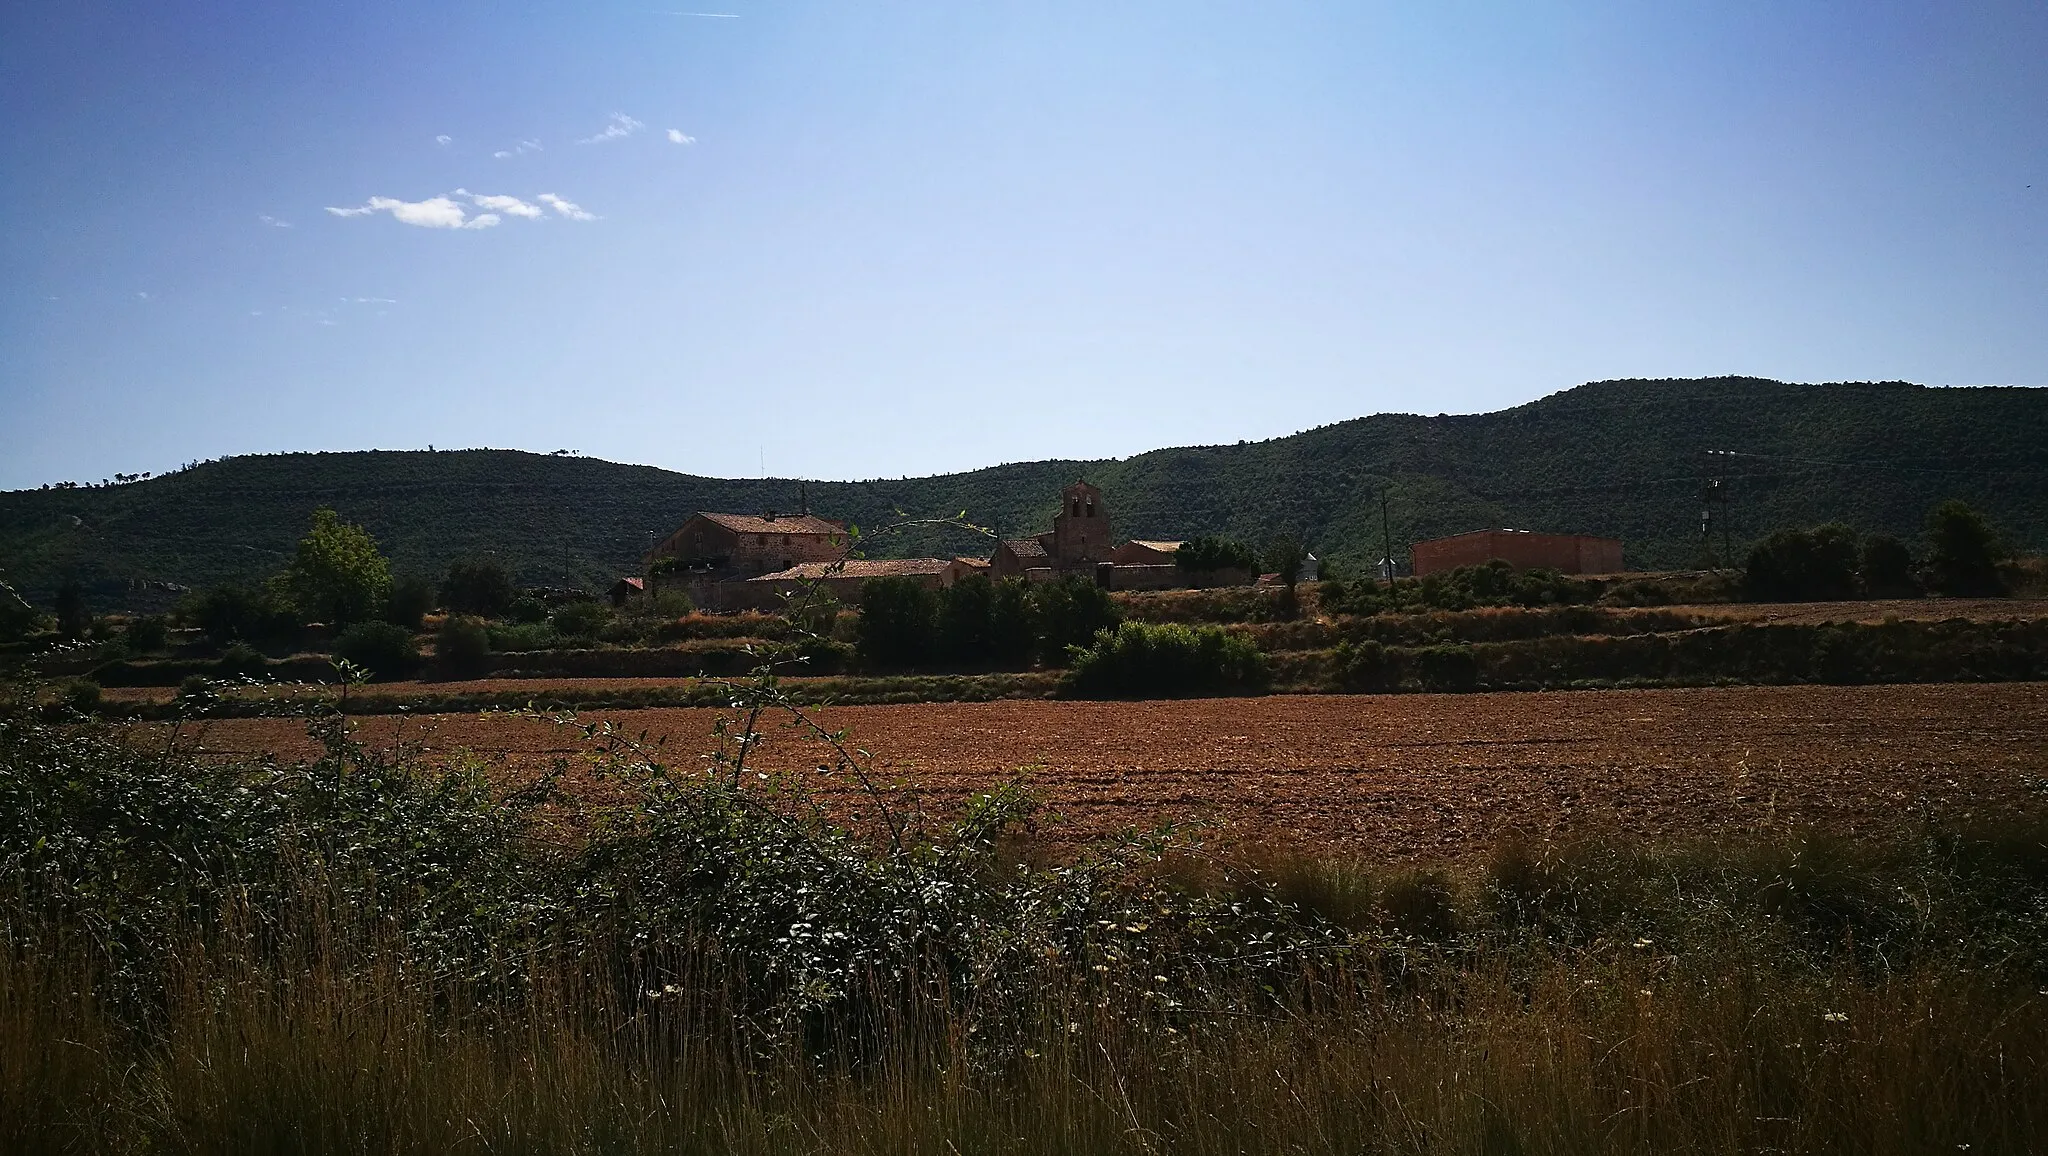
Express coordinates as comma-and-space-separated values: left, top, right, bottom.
647, 512, 848, 579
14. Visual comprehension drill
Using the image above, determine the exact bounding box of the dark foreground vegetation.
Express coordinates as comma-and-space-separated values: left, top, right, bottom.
4, 682, 2046, 1153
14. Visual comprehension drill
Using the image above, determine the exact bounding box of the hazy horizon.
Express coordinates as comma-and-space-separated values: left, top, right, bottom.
5, 2, 2044, 492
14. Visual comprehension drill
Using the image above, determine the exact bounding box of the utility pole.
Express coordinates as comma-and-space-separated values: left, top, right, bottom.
1380, 488, 1393, 584
1702, 449, 1737, 569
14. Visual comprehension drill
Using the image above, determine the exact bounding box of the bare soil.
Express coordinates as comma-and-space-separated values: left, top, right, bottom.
141, 682, 2048, 863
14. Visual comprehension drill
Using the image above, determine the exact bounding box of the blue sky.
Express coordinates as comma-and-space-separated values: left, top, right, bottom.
3, 1, 2044, 491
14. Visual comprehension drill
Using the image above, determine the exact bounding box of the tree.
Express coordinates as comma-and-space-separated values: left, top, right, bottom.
1264, 536, 1307, 587
1030, 575, 1122, 664
332, 620, 419, 679
988, 578, 1036, 666
435, 615, 492, 677
934, 574, 996, 663
855, 577, 937, 668
181, 582, 296, 645
551, 599, 612, 639
1744, 524, 1859, 602
0, 580, 39, 641
54, 578, 88, 639
442, 558, 517, 618
1924, 500, 2007, 596
1176, 536, 1258, 576
285, 508, 391, 626
1857, 535, 1918, 598
384, 575, 437, 630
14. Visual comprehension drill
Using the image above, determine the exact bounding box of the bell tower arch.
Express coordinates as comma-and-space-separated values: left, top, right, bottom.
1052, 480, 1110, 567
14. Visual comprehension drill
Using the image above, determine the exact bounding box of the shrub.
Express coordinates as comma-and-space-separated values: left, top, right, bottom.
124, 615, 169, 654
442, 558, 517, 618
216, 641, 269, 679
487, 623, 559, 652
1031, 576, 1122, 665
1062, 621, 1269, 698
550, 599, 612, 639
506, 596, 549, 624
1859, 534, 1919, 598
60, 678, 101, 715
180, 582, 298, 645
332, 621, 419, 679
1744, 524, 1859, 602
1925, 500, 2007, 596
856, 577, 937, 668
435, 616, 491, 677
384, 574, 437, 629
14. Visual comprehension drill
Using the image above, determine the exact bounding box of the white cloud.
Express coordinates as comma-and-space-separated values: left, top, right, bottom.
258, 214, 292, 228
667, 128, 695, 145
435, 134, 452, 146
537, 193, 596, 221
494, 138, 543, 159
579, 113, 644, 144
325, 195, 499, 229
459, 189, 544, 218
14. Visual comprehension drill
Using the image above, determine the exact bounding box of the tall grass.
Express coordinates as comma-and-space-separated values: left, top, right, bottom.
3, 680, 2045, 1153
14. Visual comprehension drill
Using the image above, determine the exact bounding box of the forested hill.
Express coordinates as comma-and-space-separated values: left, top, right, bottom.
6, 377, 2047, 607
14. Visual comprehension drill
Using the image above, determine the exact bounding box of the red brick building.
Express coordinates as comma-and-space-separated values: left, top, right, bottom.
1410, 529, 1624, 577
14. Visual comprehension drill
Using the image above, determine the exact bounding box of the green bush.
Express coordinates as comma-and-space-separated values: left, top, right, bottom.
487, 623, 559, 652
216, 641, 269, 679
1031, 576, 1122, 665
332, 621, 420, 679
934, 574, 996, 663
60, 678, 102, 715
1061, 621, 1269, 698
384, 574, 437, 630
550, 599, 612, 639
435, 616, 491, 677
124, 615, 169, 654
506, 596, 549, 624
1745, 524, 1860, 601
180, 582, 298, 645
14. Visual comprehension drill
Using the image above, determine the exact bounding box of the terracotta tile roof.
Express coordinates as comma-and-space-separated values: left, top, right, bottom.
953, 556, 992, 569
612, 576, 645, 591
999, 537, 1048, 559
697, 512, 845, 536
1126, 540, 1184, 552
750, 558, 954, 581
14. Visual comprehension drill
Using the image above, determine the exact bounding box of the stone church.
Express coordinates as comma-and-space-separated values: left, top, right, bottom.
989, 481, 1192, 590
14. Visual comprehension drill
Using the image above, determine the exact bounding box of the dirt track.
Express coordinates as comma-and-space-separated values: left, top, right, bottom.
148, 683, 2048, 863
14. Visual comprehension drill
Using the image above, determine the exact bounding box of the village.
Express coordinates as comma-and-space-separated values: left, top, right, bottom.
627, 478, 1626, 611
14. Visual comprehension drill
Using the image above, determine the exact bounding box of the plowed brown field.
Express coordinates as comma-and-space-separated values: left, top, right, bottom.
143, 683, 2048, 862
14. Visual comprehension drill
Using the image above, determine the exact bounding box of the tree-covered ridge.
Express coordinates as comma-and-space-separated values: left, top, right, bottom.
4, 377, 2046, 606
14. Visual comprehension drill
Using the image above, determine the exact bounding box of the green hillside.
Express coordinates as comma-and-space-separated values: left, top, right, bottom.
6, 377, 2046, 609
